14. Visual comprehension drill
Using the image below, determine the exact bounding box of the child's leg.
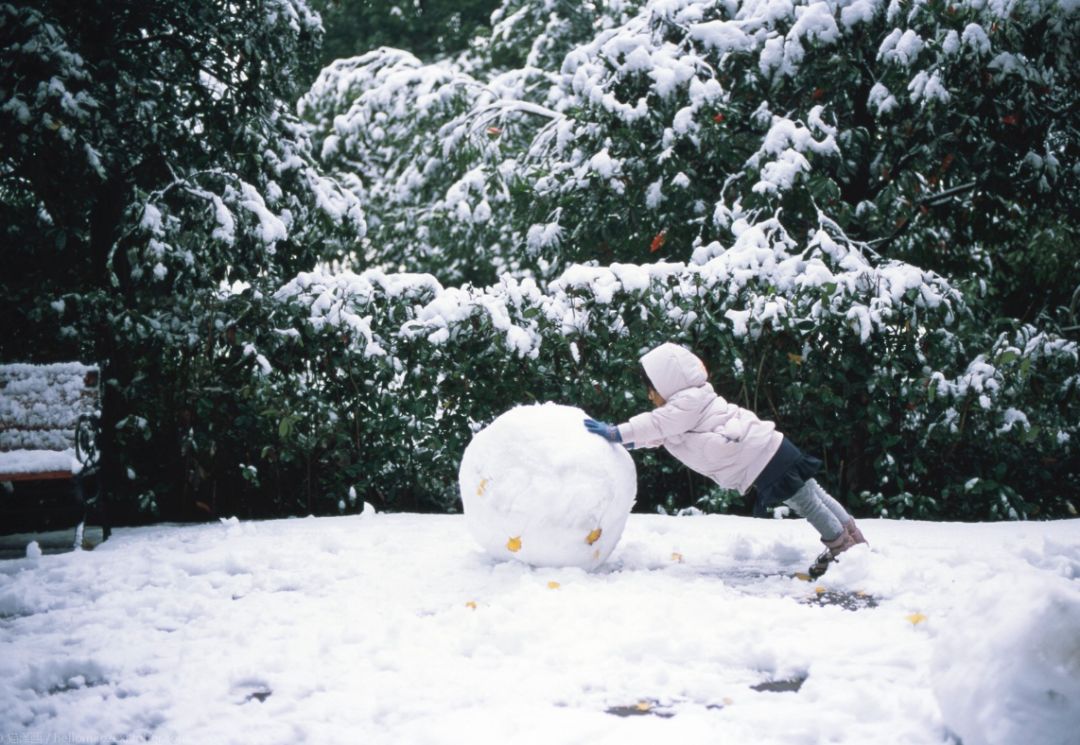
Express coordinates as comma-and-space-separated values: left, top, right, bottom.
784, 482, 844, 542
808, 479, 868, 545
806, 479, 852, 524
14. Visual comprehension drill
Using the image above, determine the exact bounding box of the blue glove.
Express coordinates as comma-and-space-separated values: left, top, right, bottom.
584, 418, 622, 443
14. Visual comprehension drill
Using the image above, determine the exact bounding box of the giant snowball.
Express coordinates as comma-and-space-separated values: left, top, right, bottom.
459, 403, 636, 570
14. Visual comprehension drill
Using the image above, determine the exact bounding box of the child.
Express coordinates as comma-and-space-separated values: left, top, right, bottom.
584, 342, 867, 577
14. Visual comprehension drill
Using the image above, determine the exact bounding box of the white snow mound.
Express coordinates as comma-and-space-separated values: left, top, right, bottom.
459, 402, 636, 569
931, 574, 1080, 745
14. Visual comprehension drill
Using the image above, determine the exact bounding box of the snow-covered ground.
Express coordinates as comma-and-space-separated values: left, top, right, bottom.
2, 513, 1078, 745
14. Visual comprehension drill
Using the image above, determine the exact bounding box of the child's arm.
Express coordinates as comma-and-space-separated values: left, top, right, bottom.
617, 394, 701, 447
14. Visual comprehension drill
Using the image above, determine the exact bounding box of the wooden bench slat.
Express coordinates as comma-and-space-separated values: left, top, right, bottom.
0, 470, 75, 482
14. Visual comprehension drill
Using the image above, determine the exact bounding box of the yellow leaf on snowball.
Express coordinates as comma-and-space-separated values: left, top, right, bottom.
465, 601, 477, 610
815, 586, 827, 595
793, 572, 812, 582
547, 581, 561, 590
906, 612, 928, 625
635, 701, 652, 712
507, 536, 522, 552
586, 528, 602, 545
476, 478, 488, 496
671, 552, 684, 563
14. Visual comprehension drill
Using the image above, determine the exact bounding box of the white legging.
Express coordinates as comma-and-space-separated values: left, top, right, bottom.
783, 478, 851, 542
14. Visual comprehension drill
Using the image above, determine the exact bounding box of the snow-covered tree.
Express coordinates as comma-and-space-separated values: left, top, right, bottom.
306, 0, 501, 73
304, 0, 1078, 321
1, 0, 364, 303
485, 0, 647, 71
292, 0, 1078, 517
0, 0, 365, 517
301, 2, 651, 284
506, 0, 1078, 317
300, 48, 519, 284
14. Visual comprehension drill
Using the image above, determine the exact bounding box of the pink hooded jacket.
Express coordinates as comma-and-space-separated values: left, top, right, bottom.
616, 343, 784, 495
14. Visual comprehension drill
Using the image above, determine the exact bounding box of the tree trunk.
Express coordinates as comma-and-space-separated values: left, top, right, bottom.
90, 172, 132, 521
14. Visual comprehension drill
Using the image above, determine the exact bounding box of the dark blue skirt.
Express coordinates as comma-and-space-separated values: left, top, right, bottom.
751, 437, 822, 517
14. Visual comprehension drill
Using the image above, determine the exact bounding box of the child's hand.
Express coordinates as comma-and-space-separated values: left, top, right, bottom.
584, 419, 622, 443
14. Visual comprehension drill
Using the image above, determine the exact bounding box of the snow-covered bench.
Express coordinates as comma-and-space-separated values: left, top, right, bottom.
0, 363, 107, 552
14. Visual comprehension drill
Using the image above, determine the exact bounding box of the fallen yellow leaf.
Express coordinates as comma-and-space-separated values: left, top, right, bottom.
586, 528, 602, 545
906, 612, 928, 625
793, 572, 812, 582
722, 697, 734, 706
547, 581, 561, 590
635, 701, 652, 712
815, 586, 827, 595
465, 601, 477, 610
671, 552, 684, 563
506, 536, 522, 553
476, 478, 488, 496
787, 353, 804, 365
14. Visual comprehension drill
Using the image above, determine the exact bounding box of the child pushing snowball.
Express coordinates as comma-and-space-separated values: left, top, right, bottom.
584, 342, 867, 578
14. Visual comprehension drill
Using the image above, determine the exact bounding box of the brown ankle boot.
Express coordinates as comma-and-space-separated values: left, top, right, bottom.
823, 529, 857, 557
807, 530, 858, 578
844, 519, 868, 546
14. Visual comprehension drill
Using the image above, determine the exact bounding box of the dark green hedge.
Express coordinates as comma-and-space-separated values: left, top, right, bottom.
109, 255, 1078, 523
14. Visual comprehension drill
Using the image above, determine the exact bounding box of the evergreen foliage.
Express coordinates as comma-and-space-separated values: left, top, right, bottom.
306, 0, 1079, 318
2, 0, 1077, 522
0, 0, 364, 518
306, 0, 501, 74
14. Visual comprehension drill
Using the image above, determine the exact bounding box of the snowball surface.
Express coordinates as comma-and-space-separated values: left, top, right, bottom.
459, 403, 636, 570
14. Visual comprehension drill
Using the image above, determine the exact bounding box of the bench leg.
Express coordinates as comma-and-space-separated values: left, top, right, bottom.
73, 470, 110, 546
73, 475, 87, 550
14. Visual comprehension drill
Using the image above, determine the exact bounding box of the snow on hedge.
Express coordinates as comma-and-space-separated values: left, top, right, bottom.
272, 235, 1080, 465
278, 232, 957, 359
274, 268, 444, 356
927, 326, 1079, 441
